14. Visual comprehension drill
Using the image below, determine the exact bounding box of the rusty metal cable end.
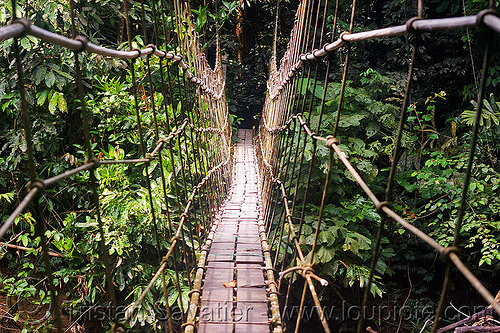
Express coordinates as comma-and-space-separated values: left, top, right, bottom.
326, 135, 338, 147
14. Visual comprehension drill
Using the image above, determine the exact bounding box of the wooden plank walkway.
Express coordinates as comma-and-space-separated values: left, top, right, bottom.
198, 129, 270, 333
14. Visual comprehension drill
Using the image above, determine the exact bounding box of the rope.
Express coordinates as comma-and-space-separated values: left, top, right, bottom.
259, 0, 500, 332
1, 0, 231, 330
2, 0, 500, 332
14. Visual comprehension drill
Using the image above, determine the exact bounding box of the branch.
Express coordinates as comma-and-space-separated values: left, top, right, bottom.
0, 242, 64, 258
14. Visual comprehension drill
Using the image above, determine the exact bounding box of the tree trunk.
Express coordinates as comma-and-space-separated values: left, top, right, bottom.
236, 5, 255, 63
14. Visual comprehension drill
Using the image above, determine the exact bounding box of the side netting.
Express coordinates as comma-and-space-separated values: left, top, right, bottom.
258, 0, 500, 332
0, 0, 231, 332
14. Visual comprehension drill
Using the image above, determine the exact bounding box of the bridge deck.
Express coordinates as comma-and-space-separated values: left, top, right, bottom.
198, 129, 270, 333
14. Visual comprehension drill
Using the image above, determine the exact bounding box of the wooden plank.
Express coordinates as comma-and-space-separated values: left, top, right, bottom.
206, 261, 234, 269
237, 244, 262, 252
234, 323, 269, 333
198, 323, 233, 333
236, 301, 269, 323
207, 253, 234, 261
237, 236, 261, 244
237, 287, 267, 302
212, 235, 237, 243
236, 253, 264, 263
237, 265, 265, 287
199, 301, 234, 324
201, 288, 232, 302
197, 129, 271, 332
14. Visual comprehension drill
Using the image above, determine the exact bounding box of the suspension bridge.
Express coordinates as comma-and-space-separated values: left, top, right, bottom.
1, 0, 500, 332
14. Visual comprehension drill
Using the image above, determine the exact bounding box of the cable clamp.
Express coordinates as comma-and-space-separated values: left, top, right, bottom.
406, 17, 421, 35
84, 156, 100, 169
157, 50, 167, 58
132, 48, 142, 58
375, 201, 391, 218
187, 289, 201, 297
301, 265, 314, 276
74, 35, 88, 52
181, 322, 195, 329
12, 18, 31, 36
477, 9, 499, 31
326, 135, 339, 147
145, 43, 155, 55
27, 179, 46, 196
339, 31, 350, 42
268, 289, 281, 297
440, 246, 460, 262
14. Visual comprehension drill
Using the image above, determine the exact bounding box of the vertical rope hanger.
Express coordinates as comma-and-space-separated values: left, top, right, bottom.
263, 1, 310, 272
166, 0, 194, 316
355, 1, 420, 331
283, 0, 326, 277
156, 0, 194, 324
167, 0, 196, 290
137, 1, 175, 331
69, 0, 121, 328
290, 2, 337, 332
159, 0, 194, 308
11, 0, 64, 330
256, 0, 338, 330
332, 0, 357, 137
267, 0, 311, 309
267, 0, 312, 256
431, 12, 494, 333
281, 0, 335, 317
125, 0, 191, 324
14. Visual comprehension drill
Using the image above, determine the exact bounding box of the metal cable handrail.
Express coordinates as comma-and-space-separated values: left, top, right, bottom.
0, 18, 226, 100
1, 0, 232, 330
259, 1, 500, 332
266, 10, 500, 100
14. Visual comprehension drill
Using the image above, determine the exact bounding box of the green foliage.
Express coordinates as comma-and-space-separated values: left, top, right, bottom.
297, 196, 391, 297
273, 69, 403, 302
0, 2, 198, 331
402, 151, 500, 267
294, 69, 403, 198
461, 93, 500, 128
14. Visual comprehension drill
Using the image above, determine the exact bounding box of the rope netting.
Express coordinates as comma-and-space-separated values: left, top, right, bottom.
0, 0, 230, 331
258, 0, 500, 332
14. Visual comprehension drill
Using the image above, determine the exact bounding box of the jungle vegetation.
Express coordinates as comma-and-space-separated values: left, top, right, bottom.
0, 0, 499, 331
